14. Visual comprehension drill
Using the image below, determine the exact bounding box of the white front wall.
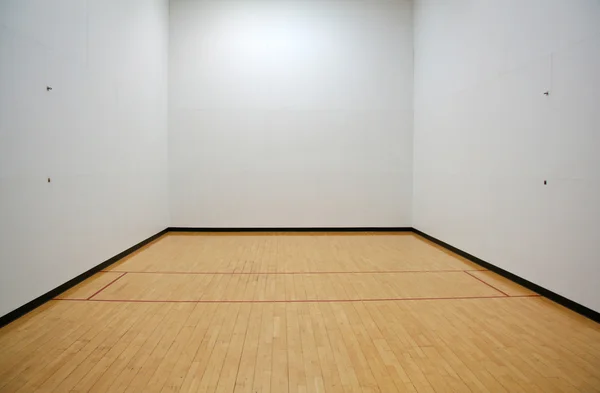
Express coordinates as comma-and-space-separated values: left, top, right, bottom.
168, 0, 414, 228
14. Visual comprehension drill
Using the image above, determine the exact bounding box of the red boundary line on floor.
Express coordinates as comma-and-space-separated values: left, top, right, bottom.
86, 272, 127, 300
464, 271, 510, 297
52, 294, 540, 304
100, 269, 488, 275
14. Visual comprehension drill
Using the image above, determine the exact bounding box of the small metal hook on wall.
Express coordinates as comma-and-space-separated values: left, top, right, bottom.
46, 86, 52, 91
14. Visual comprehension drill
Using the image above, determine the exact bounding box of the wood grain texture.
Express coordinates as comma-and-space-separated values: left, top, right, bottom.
54, 272, 126, 300
465, 270, 537, 297
105, 233, 483, 273
91, 271, 506, 302
0, 232, 598, 393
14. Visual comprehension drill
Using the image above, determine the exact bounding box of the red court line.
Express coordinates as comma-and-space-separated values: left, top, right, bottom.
52, 294, 540, 304
464, 271, 510, 297
101, 269, 488, 275
86, 272, 127, 300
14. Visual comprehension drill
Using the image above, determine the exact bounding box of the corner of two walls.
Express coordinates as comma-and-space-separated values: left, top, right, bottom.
4, 0, 597, 317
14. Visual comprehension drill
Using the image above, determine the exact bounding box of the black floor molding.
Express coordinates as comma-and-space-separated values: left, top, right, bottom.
169, 227, 412, 232
412, 228, 600, 324
2, 226, 598, 328
0, 229, 169, 328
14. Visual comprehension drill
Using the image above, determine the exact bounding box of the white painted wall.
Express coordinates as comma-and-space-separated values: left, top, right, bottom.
413, 0, 600, 312
4, 0, 597, 317
0, 0, 170, 317
169, 0, 414, 227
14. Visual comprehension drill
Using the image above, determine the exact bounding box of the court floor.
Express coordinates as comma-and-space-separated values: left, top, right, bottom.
1, 232, 599, 392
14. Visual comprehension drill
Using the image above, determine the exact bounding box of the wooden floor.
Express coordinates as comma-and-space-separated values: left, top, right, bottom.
1, 233, 599, 392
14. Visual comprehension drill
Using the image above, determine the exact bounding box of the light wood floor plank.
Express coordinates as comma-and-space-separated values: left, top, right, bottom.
177, 303, 232, 393
92, 271, 504, 302
251, 303, 274, 393
0, 233, 598, 393
101, 303, 175, 393
6, 302, 137, 393
65, 303, 158, 393
232, 303, 262, 393
52, 272, 124, 300
195, 303, 244, 393
271, 303, 290, 393
123, 303, 196, 393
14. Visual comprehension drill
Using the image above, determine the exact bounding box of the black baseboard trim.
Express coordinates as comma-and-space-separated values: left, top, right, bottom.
412, 228, 600, 324
168, 227, 412, 232
0, 229, 169, 329
3, 227, 597, 327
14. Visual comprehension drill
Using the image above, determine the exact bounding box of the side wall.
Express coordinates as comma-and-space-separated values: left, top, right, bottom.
413, 0, 600, 312
0, 0, 170, 317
